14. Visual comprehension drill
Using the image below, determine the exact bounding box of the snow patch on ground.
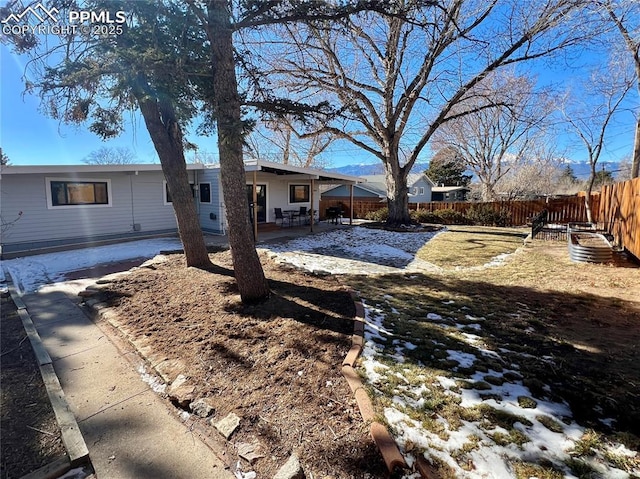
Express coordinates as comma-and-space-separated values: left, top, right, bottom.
265, 226, 440, 274
4, 227, 636, 478
264, 227, 637, 479
2, 238, 182, 293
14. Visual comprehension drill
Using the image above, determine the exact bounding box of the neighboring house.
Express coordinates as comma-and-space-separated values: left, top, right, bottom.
431, 185, 469, 202
321, 173, 435, 203
320, 181, 386, 203
0, 160, 361, 257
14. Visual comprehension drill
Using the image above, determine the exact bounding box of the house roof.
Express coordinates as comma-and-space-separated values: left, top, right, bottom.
409, 173, 436, 187
323, 171, 438, 198
322, 178, 386, 197
432, 185, 470, 193
356, 183, 387, 197
1, 163, 204, 175
243, 159, 363, 184
1, 159, 364, 184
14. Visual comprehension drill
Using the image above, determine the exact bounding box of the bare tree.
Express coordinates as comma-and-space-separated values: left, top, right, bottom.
433, 71, 555, 201
561, 61, 634, 222
265, 0, 590, 224
187, 149, 218, 164
616, 158, 633, 180
246, 117, 333, 169
82, 146, 136, 165
494, 148, 566, 199
600, 0, 640, 178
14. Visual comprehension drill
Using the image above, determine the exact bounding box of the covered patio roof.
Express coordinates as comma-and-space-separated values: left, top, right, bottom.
241, 159, 364, 239
241, 159, 364, 184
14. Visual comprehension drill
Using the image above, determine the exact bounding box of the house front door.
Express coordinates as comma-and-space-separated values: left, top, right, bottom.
246, 184, 267, 223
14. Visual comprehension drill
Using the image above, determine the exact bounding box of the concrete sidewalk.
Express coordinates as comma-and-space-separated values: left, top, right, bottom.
21, 287, 234, 479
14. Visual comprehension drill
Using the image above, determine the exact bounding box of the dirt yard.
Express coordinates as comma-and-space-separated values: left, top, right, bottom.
89, 250, 388, 479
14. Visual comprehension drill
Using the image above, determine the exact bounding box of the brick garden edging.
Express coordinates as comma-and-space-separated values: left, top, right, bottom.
342, 291, 408, 474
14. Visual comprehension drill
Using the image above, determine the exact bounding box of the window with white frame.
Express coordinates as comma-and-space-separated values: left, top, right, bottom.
289, 184, 310, 203
419, 187, 425, 195
46, 178, 111, 208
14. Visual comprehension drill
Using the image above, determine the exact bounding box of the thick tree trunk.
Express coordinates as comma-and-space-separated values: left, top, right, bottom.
480, 182, 496, 202
384, 160, 412, 226
137, 94, 212, 269
207, 0, 270, 303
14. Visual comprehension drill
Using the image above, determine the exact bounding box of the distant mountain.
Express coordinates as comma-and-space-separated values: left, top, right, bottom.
566, 161, 621, 180
327, 161, 621, 180
327, 162, 429, 176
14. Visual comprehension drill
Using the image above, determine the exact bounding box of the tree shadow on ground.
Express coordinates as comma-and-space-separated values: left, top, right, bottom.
350, 272, 640, 440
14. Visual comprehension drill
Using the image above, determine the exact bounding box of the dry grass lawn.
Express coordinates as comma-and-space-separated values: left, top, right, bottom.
347, 227, 640, 478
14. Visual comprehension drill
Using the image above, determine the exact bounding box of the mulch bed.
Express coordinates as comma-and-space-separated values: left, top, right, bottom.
89, 250, 389, 478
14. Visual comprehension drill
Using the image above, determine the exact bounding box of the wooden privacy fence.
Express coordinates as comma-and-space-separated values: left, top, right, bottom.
411, 197, 594, 226
320, 180, 638, 259
595, 177, 640, 260
319, 196, 591, 226
319, 198, 383, 220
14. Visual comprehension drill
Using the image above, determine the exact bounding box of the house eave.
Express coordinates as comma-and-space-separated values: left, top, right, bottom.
244, 159, 363, 184
2, 163, 204, 175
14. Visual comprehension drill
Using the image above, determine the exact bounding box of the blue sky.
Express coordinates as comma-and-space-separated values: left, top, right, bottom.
1, 43, 381, 167
1, 14, 637, 169
1, 44, 184, 165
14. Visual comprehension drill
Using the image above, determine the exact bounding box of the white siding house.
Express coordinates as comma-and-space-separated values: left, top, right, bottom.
0, 161, 360, 256
406, 173, 435, 203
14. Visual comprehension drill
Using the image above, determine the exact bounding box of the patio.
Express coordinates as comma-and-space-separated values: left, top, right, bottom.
206, 219, 357, 248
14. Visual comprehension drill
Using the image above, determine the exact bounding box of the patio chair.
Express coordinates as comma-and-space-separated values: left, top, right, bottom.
325, 207, 343, 224
298, 206, 308, 225
274, 208, 290, 227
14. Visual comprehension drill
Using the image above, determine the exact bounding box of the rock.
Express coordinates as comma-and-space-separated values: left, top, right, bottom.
273, 454, 304, 479
190, 398, 215, 418
167, 374, 195, 408
213, 412, 241, 439
154, 359, 187, 384
78, 290, 97, 298
237, 442, 265, 464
